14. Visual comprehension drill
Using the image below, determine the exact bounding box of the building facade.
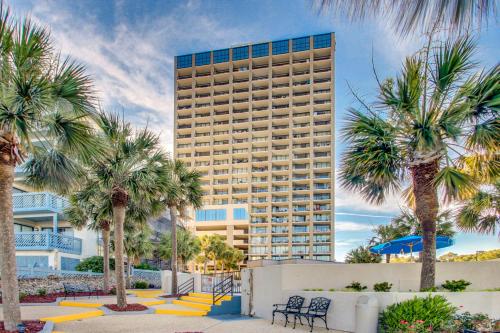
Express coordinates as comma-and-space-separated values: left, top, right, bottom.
174, 33, 335, 261
12, 167, 99, 271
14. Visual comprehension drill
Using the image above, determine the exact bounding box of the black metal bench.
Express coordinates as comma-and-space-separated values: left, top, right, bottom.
272, 295, 305, 327
293, 297, 331, 332
63, 283, 99, 300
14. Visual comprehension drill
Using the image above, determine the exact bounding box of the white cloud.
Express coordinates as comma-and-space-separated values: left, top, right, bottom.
336, 221, 382, 232
17, 1, 248, 153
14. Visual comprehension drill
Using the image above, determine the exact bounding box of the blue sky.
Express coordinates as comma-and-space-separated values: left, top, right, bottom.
12, 0, 499, 261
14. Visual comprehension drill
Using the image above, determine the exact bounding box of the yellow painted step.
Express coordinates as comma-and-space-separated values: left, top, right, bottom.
173, 299, 212, 311
58, 301, 103, 308
188, 292, 232, 301
155, 308, 207, 316
40, 310, 104, 323
180, 296, 221, 305
140, 300, 166, 306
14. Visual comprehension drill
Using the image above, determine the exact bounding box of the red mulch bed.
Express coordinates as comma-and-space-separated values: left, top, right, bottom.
0, 320, 45, 333
104, 303, 148, 312
0, 291, 114, 304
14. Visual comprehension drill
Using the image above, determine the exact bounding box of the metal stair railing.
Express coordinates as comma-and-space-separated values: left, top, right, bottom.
212, 274, 233, 304
177, 277, 195, 296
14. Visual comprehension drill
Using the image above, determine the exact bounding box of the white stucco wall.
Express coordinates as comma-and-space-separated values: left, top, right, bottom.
241, 262, 500, 333
160, 270, 196, 294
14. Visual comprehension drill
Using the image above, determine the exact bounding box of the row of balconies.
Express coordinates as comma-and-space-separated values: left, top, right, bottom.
180, 120, 330, 129
177, 65, 331, 81
177, 131, 332, 140
177, 109, 331, 120
177, 77, 331, 91
177, 141, 331, 149
177, 99, 331, 111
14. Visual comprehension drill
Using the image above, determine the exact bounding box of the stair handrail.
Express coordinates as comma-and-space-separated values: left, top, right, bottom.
177, 277, 195, 296
212, 274, 233, 304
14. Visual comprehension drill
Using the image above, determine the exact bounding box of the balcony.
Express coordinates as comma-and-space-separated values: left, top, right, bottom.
13, 192, 69, 214
15, 232, 82, 255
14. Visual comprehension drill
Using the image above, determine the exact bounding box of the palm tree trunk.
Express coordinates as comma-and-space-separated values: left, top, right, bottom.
102, 226, 111, 293
112, 188, 128, 308
411, 160, 439, 290
385, 254, 391, 263
0, 160, 22, 331
203, 261, 207, 274
169, 206, 178, 295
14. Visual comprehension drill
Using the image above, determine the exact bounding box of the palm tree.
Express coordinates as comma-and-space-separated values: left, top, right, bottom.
393, 208, 457, 238
345, 246, 382, 263
220, 246, 245, 272
0, 6, 99, 330
123, 226, 154, 288
159, 228, 201, 271
205, 235, 226, 274
316, 0, 497, 37
340, 36, 498, 290
65, 191, 113, 292
90, 111, 169, 308
370, 224, 405, 263
456, 183, 499, 236
163, 160, 202, 294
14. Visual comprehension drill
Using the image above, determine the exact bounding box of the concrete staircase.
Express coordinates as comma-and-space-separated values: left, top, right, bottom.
169, 292, 241, 316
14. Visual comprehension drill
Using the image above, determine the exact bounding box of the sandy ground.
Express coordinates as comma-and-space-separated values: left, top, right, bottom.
54, 314, 337, 333
0, 305, 87, 320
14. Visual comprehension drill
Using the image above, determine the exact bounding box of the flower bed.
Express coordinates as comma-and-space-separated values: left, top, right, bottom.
0, 320, 45, 333
0, 291, 114, 304
104, 303, 148, 312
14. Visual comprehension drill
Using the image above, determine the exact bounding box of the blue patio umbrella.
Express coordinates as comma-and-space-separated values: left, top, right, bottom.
369, 235, 454, 257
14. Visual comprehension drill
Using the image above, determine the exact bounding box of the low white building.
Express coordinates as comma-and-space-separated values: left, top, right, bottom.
13, 167, 98, 271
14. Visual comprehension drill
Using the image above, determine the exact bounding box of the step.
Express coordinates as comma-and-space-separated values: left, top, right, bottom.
40, 310, 104, 323
155, 308, 207, 316
58, 301, 103, 308
180, 296, 221, 305
173, 299, 212, 311
188, 292, 232, 301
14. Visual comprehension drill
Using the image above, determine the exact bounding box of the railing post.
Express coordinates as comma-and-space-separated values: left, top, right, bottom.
231, 274, 234, 297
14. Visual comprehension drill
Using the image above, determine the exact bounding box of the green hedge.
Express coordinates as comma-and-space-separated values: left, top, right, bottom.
75, 256, 115, 273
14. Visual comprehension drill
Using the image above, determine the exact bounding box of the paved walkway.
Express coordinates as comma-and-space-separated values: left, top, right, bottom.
54, 314, 335, 333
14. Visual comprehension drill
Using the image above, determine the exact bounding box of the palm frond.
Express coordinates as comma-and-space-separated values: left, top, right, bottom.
434, 166, 477, 202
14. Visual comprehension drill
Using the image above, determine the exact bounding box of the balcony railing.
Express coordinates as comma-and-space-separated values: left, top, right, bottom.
13, 192, 69, 213
15, 232, 82, 255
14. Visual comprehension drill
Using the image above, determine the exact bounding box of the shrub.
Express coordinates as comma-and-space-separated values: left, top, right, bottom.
421, 286, 437, 292
329, 288, 335, 292
303, 288, 310, 291
133, 280, 148, 289
379, 295, 456, 333
134, 262, 159, 271
453, 312, 492, 332
374, 282, 392, 292
441, 279, 471, 292
36, 288, 47, 296
109, 286, 117, 295
19, 292, 27, 301
345, 281, 367, 292
75, 256, 115, 273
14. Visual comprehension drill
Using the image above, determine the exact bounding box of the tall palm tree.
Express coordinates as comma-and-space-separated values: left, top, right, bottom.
205, 234, 226, 274
0, 6, 99, 330
340, 36, 498, 289
90, 111, 169, 308
316, 0, 497, 37
164, 160, 202, 294
65, 190, 113, 292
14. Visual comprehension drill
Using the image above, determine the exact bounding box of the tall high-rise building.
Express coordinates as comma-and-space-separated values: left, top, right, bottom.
174, 33, 335, 262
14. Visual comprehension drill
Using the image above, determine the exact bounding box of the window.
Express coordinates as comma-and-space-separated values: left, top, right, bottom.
195, 209, 227, 221
14, 223, 34, 232
252, 43, 269, 58
213, 49, 229, 63
61, 257, 80, 270
232, 46, 249, 61
272, 40, 289, 55
16, 256, 48, 268
292, 37, 310, 52
233, 207, 248, 220
195, 52, 211, 66
177, 54, 192, 69
314, 33, 331, 49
